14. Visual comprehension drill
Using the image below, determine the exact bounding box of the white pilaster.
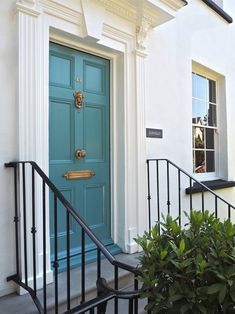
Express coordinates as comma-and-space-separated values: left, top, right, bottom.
135, 49, 148, 240
16, 1, 52, 292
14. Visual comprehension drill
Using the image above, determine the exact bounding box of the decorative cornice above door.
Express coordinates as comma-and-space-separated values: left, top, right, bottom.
95, 0, 187, 27
16, 0, 187, 50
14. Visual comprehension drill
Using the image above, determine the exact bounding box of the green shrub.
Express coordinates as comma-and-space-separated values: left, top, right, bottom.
135, 211, 235, 313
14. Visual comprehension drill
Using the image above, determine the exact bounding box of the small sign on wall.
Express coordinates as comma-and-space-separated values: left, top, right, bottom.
146, 128, 163, 138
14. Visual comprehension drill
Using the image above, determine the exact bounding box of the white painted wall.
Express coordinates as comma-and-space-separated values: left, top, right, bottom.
0, 0, 18, 297
145, 0, 235, 218
1, 0, 235, 298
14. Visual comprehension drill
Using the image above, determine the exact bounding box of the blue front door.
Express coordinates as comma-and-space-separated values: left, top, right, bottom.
49, 43, 112, 267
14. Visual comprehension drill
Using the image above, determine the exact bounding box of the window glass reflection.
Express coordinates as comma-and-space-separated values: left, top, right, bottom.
208, 104, 216, 127
206, 151, 215, 172
192, 73, 197, 98
209, 80, 216, 103
193, 127, 205, 149
192, 99, 207, 125
196, 74, 207, 100
206, 129, 214, 149
195, 150, 205, 173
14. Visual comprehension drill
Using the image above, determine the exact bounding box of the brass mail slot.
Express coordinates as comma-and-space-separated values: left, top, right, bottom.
63, 170, 95, 180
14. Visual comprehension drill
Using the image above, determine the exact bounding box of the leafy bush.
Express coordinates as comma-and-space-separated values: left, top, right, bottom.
135, 211, 235, 313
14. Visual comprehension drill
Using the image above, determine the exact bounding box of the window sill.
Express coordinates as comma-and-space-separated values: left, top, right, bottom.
201, 0, 233, 23
185, 179, 235, 194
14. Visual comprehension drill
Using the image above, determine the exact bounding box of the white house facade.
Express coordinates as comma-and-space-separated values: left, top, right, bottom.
1, 0, 235, 300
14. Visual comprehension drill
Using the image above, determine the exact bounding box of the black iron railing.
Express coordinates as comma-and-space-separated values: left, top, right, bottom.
5, 161, 142, 314
146, 159, 235, 232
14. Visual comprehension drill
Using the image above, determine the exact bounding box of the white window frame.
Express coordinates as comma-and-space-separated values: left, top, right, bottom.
192, 62, 227, 181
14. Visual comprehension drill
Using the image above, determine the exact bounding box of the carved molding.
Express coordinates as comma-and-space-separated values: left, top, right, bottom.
16, 0, 42, 16
96, 0, 186, 26
95, 0, 186, 51
96, 0, 137, 23
39, 0, 83, 26
136, 19, 151, 51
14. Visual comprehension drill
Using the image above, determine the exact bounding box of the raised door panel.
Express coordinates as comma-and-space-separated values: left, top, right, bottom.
84, 104, 105, 162
49, 99, 73, 163
84, 61, 105, 95
50, 52, 74, 89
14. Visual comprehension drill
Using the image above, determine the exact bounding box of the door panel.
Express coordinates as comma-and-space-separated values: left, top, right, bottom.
84, 184, 105, 227
50, 99, 73, 162
84, 62, 105, 94
50, 52, 74, 89
84, 104, 104, 161
49, 43, 111, 267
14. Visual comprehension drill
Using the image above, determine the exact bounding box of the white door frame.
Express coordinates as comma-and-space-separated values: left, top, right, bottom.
15, 0, 182, 289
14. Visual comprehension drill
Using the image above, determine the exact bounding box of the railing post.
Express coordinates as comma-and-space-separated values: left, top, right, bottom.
66, 209, 71, 311
97, 248, 101, 279
81, 229, 85, 304
96, 278, 108, 314
128, 298, 134, 313
178, 170, 181, 226
201, 191, 204, 213
53, 195, 59, 314
14, 164, 20, 279
228, 205, 231, 220
42, 180, 47, 313
134, 277, 139, 314
189, 178, 193, 212
31, 167, 37, 296
22, 163, 28, 286
146, 160, 151, 233
114, 265, 118, 314
5, 163, 20, 280
215, 196, 218, 219
156, 160, 160, 234
166, 160, 171, 215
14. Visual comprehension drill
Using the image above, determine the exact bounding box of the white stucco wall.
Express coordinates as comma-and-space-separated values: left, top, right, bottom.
145, 0, 235, 219
0, 0, 18, 297
1, 0, 235, 298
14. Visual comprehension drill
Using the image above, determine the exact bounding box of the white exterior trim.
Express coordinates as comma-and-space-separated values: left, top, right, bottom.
14, 0, 185, 289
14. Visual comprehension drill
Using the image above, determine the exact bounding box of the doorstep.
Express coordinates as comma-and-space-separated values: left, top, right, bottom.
0, 253, 143, 314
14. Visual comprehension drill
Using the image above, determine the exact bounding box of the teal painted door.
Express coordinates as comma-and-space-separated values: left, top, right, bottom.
49, 43, 111, 266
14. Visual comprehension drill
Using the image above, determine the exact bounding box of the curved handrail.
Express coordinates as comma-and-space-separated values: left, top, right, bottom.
6, 161, 138, 275
96, 277, 145, 299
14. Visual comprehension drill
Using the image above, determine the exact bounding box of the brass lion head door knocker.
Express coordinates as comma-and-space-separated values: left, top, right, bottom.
73, 91, 84, 109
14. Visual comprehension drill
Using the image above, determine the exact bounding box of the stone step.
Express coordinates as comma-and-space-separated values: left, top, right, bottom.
0, 253, 146, 314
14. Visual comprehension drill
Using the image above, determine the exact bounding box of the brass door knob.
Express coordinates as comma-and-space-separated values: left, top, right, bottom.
75, 149, 86, 159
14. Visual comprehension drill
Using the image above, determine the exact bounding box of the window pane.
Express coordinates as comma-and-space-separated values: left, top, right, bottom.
194, 127, 205, 149
209, 80, 216, 103
206, 129, 214, 149
195, 150, 205, 173
206, 151, 215, 172
192, 73, 197, 98
208, 104, 217, 127
192, 72, 217, 174
196, 74, 207, 100
192, 99, 207, 125
192, 126, 195, 148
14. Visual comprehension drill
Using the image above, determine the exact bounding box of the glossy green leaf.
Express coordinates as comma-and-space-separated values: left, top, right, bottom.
179, 239, 185, 253
207, 283, 223, 294
219, 285, 226, 304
